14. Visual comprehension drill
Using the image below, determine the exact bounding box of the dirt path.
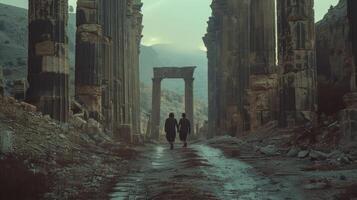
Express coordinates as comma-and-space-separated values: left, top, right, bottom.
109, 144, 302, 200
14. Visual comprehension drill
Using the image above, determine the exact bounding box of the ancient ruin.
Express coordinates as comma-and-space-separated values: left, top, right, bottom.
204, 0, 276, 137
27, 0, 69, 122
75, 0, 143, 136
75, 0, 109, 121
151, 67, 196, 140
277, 0, 317, 127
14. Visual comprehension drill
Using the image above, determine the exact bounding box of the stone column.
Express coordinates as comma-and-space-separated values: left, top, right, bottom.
277, 0, 317, 127
151, 78, 161, 140
75, 0, 108, 121
248, 0, 278, 131
27, 0, 69, 122
185, 78, 194, 135
340, 0, 357, 143
348, 0, 357, 86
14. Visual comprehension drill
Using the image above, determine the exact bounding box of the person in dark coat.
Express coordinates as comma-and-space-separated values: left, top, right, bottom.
165, 113, 178, 150
179, 113, 191, 148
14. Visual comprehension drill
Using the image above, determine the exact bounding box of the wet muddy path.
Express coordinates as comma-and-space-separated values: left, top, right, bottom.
109, 144, 297, 200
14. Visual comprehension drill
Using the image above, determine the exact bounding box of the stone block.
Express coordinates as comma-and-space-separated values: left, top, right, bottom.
70, 115, 87, 129
77, 1, 97, 9
13, 79, 27, 100
0, 130, 13, 154
35, 40, 55, 56
339, 108, 357, 142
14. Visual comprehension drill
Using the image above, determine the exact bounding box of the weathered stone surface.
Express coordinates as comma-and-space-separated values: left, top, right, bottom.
27, 0, 69, 122
287, 146, 300, 157
309, 150, 329, 160
0, 130, 13, 154
74, 0, 143, 136
277, 0, 317, 128
204, 0, 276, 136
35, 40, 55, 56
259, 145, 278, 156
12, 79, 28, 100
298, 150, 310, 158
316, 0, 353, 114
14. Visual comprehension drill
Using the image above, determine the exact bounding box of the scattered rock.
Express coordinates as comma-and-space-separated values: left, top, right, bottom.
70, 116, 87, 129
86, 118, 102, 134
309, 150, 329, 160
0, 130, 13, 154
259, 145, 278, 156
287, 146, 300, 157
304, 181, 329, 190
298, 150, 310, 158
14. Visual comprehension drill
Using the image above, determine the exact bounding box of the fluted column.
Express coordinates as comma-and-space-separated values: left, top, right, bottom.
151, 78, 161, 140
27, 0, 69, 122
75, 0, 108, 121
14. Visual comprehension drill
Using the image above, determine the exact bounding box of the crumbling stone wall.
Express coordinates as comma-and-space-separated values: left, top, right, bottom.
277, 0, 317, 127
27, 0, 69, 122
204, 0, 276, 136
316, 0, 352, 115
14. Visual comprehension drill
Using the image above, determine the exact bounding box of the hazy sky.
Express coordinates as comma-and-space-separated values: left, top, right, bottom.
0, 0, 340, 50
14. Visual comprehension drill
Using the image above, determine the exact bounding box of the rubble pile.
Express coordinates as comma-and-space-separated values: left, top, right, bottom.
0, 96, 138, 199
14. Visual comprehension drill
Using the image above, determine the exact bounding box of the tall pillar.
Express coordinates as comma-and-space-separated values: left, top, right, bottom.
75, 0, 108, 121
340, 0, 357, 143
27, 0, 69, 122
99, 0, 114, 131
185, 78, 194, 135
248, 0, 278, 131
277, 0, 317, 127
151, 78, 161, 139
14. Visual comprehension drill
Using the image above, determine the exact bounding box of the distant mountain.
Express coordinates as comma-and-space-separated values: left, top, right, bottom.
140, 44, 208, 102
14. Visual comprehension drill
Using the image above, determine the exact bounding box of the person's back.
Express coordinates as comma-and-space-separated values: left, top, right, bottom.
179, 113, 191, 147
164, 113, 178, 150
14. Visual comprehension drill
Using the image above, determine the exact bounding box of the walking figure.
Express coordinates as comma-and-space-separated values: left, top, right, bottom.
164, 113, 178, 150
179, 113, 191, 148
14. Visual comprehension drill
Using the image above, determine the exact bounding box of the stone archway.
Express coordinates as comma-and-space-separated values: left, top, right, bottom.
151, 67, 196, 140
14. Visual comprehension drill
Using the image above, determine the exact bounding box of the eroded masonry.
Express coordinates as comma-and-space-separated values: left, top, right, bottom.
205, 0, 357, 141
204, 0, 278, 137
75, 0, 143, 136
27, 0, 143, 138
27, 0, 70, 122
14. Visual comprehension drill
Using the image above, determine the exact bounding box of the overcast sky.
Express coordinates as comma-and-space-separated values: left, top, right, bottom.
0, 0, 340, 50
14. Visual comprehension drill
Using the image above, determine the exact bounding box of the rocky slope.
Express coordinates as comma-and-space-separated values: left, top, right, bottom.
0, 96, 138, 199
